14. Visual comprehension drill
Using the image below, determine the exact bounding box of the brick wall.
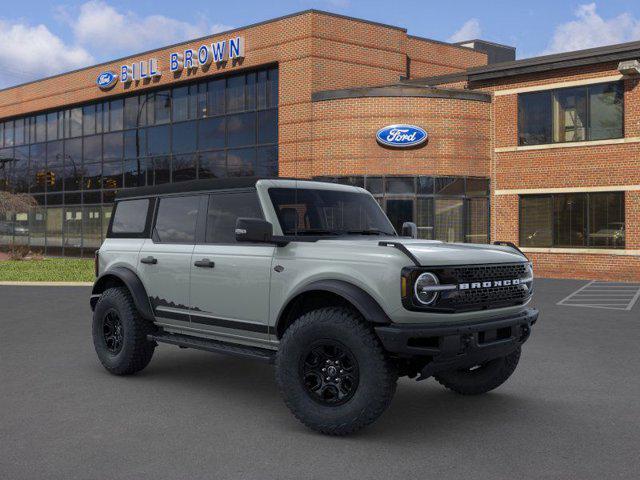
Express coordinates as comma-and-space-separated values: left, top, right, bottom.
282, 95, 491, 179
481, 63, 640, 281
406, 37, 487, 79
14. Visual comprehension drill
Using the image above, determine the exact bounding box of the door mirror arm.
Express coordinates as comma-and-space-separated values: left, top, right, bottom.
401, 222, 418, 239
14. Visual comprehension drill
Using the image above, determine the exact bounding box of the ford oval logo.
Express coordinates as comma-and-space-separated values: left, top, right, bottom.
96, 71, 118, 90
376, 124, 428, 148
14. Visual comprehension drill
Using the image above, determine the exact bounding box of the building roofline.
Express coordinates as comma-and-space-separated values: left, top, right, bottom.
401, 71, 469, 86
406, 34, 478, 53
0, 9, 407, 95
312, 84, 491, 103
467, 39, 640, 81
453, 39, 516, 51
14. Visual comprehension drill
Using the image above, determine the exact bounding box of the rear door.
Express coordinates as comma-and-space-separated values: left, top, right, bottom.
137, 194, 201, 328
189, 190, 274, 346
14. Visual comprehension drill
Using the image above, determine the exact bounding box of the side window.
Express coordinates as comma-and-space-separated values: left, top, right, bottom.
205, 191, 263, 243
154, 196, 200, 243
111, 199, 149, 234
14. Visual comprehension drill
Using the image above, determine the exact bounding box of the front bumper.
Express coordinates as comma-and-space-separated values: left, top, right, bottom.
375, 308, 538, 380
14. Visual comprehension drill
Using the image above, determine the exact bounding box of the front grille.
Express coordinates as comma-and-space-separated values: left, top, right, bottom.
429, 263, 532, 312
451, 263, 528, 283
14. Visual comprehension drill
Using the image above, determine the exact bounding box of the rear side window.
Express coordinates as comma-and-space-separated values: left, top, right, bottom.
111, 199, 150, 234
154, 196, 200, 243
205, 192, 263, 243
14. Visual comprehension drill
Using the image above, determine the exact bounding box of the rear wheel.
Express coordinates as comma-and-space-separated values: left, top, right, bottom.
92, 287, 156, 375
275, 307, 397, 436
434, 347, 521, 395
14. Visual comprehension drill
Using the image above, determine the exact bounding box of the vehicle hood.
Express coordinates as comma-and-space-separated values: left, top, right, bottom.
317, 237, 528, 266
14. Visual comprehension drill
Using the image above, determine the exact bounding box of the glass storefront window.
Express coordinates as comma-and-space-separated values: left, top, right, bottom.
520, 192, 624, 248
466, 197, 488, 243
435, 177, 465, 195
256, 146, 277, 177
199, 117, 225, 150
0, 66, 278, 256
435, 198, 464, 243
172, 121, 197, 154
227, 112, 256, 147
147, 125, 170, 156
416, 198, 434, 239
83, 205, 103, 249
518, 81, 623, 145
226, 75, 245, 113
227, 148, 256, 176
109, 99, 124, 132
386, 177, 414, 194
198, 151, 226, 179
64, 206, 83, 255
552, 87, 587, 143
172, 154, 197, 182
365, 177, 383, 195
154, 91, 171, 124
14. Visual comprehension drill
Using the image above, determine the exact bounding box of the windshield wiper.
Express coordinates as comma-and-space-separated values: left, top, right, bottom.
346, 229, 392, 236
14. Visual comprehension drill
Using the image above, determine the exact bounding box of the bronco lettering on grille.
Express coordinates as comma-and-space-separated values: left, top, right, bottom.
458, 279, 521, 290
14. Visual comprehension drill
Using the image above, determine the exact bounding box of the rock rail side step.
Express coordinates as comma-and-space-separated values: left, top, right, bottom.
147, 332, 276, 363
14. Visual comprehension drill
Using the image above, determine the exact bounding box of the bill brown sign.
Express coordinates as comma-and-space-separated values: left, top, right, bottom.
96, 36, 245, 89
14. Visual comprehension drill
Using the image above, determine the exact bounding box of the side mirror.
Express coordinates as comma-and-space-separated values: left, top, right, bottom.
235, 218, 274, 243
401, 222, 418, 239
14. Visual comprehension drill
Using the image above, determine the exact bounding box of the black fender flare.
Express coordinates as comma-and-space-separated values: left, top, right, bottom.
276, 279, 391, 336
90, 266, 154, 321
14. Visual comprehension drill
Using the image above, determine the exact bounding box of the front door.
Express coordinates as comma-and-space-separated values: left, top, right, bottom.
189, 190, 274, 347
137, 194, 201, 328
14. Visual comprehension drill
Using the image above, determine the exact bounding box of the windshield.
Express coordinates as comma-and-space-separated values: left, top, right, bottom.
268, 188, 396, 236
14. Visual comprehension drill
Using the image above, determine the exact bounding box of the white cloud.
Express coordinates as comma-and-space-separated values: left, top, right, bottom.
0, 1, 235, 88
543, 3, 640, 54
0, 20, 93, 88
448, 19, 481, 43
68, 1, 232, 57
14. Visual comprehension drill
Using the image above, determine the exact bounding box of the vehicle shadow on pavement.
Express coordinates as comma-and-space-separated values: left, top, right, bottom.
115, 347, 557, 440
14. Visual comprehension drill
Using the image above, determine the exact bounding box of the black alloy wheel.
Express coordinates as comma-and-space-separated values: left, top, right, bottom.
300, 340, 359, 406
102, 309, 124, 355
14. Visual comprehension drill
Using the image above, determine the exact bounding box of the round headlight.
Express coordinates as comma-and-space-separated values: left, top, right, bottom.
414, 272, 440, 305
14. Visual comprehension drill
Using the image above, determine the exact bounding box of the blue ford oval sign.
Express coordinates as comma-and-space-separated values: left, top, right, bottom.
376, 124, 428, 148
96, 71, 118, 90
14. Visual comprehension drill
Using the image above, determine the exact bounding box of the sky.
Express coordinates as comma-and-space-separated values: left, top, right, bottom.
1, 0, 640, 88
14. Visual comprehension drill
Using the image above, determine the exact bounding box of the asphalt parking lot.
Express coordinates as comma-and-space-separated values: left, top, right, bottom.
1, 279, 639, 480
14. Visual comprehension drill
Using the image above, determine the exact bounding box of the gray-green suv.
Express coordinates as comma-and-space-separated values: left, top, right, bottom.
90, 177, 538, 435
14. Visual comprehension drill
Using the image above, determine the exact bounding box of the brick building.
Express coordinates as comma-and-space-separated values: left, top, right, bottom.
0, 10, 638, 281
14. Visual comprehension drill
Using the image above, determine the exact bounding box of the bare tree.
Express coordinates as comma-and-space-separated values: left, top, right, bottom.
0, 191, 37, 216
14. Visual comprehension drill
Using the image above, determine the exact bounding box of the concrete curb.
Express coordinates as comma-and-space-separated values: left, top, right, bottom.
0, 281, 93, 286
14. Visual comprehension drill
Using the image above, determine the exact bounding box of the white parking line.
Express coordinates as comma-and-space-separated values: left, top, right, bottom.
557, 281, 640, 311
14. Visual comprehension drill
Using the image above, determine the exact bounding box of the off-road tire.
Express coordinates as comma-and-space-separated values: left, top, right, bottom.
434, 347, 521, 395
275, 307, 397, 436
92, 287, 156, 375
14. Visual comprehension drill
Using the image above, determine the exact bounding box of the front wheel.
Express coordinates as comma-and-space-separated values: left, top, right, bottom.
275, 307, 397, 436
434, 347, 521, 395
92, 287, 156, 375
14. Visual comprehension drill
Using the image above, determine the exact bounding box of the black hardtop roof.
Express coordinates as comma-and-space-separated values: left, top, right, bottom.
116, 177, 266, 199
114, 177, 318, 200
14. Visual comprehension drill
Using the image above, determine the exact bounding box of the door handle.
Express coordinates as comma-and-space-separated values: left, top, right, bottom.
194, 258, 215, 268
140, 256, 158, 265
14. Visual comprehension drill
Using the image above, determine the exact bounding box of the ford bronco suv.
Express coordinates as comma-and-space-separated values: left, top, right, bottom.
90, 177, 537, 435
